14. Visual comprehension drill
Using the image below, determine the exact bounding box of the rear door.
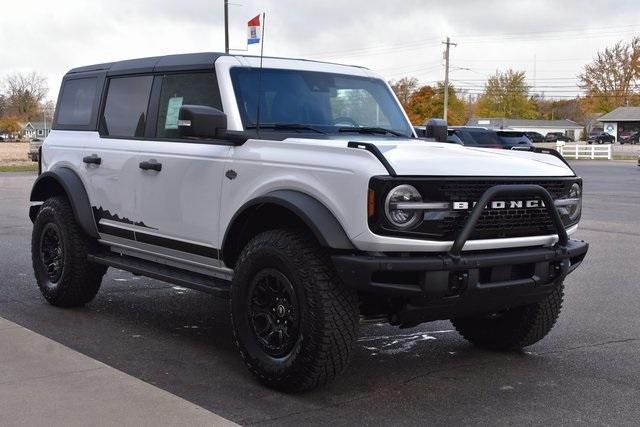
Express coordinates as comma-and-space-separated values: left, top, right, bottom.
133, 71, 231, 266
84, 75, 154, 242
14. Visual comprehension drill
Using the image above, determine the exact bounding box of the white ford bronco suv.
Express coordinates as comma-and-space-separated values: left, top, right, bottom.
30, 53, 588, 391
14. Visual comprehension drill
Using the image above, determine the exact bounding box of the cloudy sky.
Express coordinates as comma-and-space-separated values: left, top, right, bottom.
2, 0, 640, 101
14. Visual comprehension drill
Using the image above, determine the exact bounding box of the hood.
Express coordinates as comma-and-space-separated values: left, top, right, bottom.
369, 140, 574, 177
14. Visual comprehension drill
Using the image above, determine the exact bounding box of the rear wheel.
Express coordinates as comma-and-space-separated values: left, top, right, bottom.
452, 284, 564, 351
231, 229, 359, 392
31, 197, 106, 307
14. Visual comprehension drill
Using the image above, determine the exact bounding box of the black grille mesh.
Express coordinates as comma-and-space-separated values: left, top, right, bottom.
433, 180, 571, 239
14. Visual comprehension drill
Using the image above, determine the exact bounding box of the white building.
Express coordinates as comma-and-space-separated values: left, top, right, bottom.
598, 107, 640, 142
21, 122, 51, 140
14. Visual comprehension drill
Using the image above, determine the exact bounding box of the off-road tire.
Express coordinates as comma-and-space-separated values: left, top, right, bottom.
231, 229, 359, 392
31, 197, 106, 307
451, 284, 564, 351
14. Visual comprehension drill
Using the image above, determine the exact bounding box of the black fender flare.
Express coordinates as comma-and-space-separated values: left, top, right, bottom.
29, 167, 99, 239
222, 190, 355, 256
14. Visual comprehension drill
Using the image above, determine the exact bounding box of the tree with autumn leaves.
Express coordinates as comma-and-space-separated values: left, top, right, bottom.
390, 77, 466, 125
578, 36, 640, 113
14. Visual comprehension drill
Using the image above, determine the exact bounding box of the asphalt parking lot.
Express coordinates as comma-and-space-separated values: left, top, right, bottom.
0, 161, 639, 426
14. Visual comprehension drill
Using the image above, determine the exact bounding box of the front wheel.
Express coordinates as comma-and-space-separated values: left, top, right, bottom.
31, 197, 106, 307
452, 284, 564, 351
231, 229, 359, 392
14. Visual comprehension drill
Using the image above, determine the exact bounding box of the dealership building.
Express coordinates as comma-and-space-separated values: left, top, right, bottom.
466, 118, 584, 140
597, 107, 640, 141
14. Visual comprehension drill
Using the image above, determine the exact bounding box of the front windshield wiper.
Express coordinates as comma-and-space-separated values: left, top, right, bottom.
338, 126, 405, 137
247, 123, 327, 134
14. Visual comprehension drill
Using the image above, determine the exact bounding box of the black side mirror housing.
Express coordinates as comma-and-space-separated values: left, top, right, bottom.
424, 118, 448, 142
178, 105, 227, 139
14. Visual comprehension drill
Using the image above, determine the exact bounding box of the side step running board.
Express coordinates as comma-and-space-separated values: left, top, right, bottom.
88, 253, 231, 299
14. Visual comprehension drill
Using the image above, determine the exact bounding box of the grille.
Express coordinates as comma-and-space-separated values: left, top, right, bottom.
432, 180, 572, 240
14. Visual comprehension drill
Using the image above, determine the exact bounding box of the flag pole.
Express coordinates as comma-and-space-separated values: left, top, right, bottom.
259, 12, 265, 63
256, 12, 266, 135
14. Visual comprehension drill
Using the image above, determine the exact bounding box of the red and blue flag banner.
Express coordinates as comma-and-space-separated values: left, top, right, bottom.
247, 15, 261, 45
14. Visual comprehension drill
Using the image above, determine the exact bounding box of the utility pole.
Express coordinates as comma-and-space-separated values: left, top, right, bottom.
224, 0, 229, 54
442, 36, 457, 122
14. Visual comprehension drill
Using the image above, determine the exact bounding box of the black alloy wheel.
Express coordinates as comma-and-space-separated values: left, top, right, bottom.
247, 268, 300, 358
39, 223, 65, 284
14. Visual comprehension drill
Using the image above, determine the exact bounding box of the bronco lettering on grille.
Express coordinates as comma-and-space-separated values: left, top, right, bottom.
452, 200, 545, 210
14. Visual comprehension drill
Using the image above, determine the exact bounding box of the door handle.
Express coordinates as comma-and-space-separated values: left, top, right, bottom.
139, 160, 162, 172
83, 154, 102, 165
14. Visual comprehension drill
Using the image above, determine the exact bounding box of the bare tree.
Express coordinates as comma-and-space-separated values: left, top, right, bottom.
3, 71, 49, 119
389, 77, 419, 108
578, 37, 640, 113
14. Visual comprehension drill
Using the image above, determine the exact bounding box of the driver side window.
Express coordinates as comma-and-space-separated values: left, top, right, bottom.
156, 72, 222, 139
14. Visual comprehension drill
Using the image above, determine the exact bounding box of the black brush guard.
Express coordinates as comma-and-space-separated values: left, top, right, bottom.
332, 185, 588, 321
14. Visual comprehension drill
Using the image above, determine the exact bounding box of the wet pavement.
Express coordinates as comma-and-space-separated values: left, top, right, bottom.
0, 161, 639, 426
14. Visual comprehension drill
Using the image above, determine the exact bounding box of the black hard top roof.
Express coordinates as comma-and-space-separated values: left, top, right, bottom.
66, 52, 228, 76
66, 52, 367, 77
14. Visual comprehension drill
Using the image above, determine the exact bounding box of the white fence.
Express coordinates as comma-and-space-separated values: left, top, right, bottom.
557, 143, 612, 160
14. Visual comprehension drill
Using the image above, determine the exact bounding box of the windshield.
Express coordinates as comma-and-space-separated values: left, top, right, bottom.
230, 67, 413, 137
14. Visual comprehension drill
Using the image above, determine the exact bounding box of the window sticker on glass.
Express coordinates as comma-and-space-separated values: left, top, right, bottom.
165, 97, 184, 130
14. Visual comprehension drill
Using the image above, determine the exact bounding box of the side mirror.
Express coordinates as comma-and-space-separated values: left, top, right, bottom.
424, 118, 448, 142
178, 105, 227, 139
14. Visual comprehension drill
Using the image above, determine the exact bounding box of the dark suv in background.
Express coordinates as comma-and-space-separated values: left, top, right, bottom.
587, 131, 615, 144
544, 132, 573, 142
618, 130, 639, 145
448, 127, 534, 149
495, 130, 535, 148
524, 131, 545, 143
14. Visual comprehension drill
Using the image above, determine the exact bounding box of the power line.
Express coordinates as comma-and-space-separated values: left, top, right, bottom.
295, 23, 640, 59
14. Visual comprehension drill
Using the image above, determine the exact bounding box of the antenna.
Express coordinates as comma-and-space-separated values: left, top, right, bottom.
255, 12, 266, 135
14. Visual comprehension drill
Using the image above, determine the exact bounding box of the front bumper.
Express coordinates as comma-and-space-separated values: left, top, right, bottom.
333, 184, 589, 325
332, 239, 588, 325
333, 239, 588, 296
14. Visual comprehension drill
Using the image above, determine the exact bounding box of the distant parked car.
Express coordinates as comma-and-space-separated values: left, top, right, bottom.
496, 130, 535, 149
524, 131, 545, 143
545, 132, 573, 142
0, 136, 5, 142
587, 132, 615, 145
449, 127, 533, 150
448, 127, 503, 149
618, 131, 639, 145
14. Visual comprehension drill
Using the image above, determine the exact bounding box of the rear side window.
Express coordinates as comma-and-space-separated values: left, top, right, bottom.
57, 78, 98, 126
156, 73, 222, 139
101, 76, 153, 138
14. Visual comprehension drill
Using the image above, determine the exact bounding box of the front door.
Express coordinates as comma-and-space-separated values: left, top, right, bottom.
133, 72, 231, 268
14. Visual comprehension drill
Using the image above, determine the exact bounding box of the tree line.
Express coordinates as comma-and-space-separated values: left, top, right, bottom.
0, 72, 53, 137
391, 36, 640, 126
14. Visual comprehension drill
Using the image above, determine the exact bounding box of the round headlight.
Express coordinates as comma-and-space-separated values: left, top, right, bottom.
567, 182, 582, 220
384, 185, 423, 229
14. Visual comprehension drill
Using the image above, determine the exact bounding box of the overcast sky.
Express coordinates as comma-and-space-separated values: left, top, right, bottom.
2, 0, 640, 101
